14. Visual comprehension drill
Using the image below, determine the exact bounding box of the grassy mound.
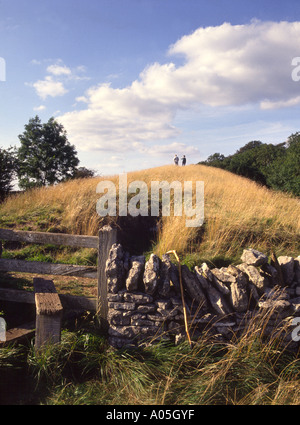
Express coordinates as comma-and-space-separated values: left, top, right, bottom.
0, 164, 299, 265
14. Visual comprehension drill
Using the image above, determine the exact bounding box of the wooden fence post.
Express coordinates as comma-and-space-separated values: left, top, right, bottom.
34, 278, 63, 350
97, 225, 118, 326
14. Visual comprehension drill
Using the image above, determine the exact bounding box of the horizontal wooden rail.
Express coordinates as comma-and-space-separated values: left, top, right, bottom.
0, 322, 35, 347
0, 225, 118, 325
0, 287, 97, 312
0, 229, 99, 249
0, 287, 35, 304
0, 258, 97, 278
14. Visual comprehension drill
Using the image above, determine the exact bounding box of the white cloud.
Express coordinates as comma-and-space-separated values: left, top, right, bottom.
165, 20, 300, 107
47, 64, 72, 76
28, 60, 89, 100
260, 96, 300, 110
32, 76, 68, 99
56, 21, 300, 153
33, 105, 46, 111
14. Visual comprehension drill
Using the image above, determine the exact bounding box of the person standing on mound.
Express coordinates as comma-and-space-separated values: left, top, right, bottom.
174, 154, 179, 165
181, 155, 186, 166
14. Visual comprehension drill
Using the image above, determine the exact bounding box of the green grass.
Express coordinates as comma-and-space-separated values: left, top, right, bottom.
0, 205, 65, 233
1, 311, 300, 405
1, 243, 98, 266
0, 241, 98, 296
180, 253, 237, 270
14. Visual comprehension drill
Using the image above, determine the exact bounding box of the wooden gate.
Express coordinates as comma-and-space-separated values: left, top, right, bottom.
0, 225, 117, 348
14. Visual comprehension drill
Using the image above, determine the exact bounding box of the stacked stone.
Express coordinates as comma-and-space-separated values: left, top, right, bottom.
106, 244, 300, 351
191, 249, 300, 346
106, 245, 186, 348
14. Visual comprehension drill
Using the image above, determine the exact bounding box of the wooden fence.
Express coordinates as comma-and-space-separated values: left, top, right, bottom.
0, 225, 117, 348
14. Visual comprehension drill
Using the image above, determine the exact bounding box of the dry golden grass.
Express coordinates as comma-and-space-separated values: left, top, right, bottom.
132, 165, 299, 258
0, 164, 299, 259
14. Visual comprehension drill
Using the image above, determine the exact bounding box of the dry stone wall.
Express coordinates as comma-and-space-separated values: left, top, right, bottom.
105, 246, 300, 351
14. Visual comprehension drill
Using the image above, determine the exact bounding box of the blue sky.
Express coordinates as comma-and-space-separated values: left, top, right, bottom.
1, 0, 300, 176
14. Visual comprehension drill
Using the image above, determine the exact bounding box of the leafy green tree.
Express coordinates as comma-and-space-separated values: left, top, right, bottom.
227, 148, 266, 184
199, 135, 299, 196
227, 143, 285, 185
267, 136, 300, 196
286, 131, 300, 147
17, 116, 79, 189
235, 140, 262, 154
73, 166, 96, 179
199, 152, 231, 169
206, 153, 225, 163
255, 143, 285, 169
0, 146, 16, 201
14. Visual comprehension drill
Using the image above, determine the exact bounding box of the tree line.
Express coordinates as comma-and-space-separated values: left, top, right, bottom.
0, 116, 95, 201
199, 133, 300, 197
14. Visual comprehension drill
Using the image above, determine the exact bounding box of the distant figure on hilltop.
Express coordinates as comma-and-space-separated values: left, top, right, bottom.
181, 155, 186, 166
173, 154, 179, 165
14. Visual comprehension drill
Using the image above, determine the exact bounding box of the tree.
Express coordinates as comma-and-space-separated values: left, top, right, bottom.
0, 147, 16, 201
268, 136, 300, 196
198, 136, 299, 196
235, 140, 263, 154
286, 132, 300, 147
227, 148, 266, 184
206, 153, 225, 163
73, 166, 96, 179
17, 116, 79, 189
199, 152, 230, 169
